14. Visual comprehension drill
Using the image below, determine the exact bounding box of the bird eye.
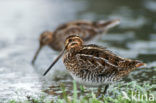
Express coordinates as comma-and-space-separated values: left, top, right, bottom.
68, 39, 72, 42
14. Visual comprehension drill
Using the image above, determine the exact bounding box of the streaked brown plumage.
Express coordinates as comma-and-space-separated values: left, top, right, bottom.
32, 19, 120, 64
43, 35, 145, 94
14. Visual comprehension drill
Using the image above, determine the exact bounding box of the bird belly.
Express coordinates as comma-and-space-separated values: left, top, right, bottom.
69, 72, 111, 87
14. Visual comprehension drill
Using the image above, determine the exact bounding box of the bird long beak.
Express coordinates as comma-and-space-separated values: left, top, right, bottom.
43, 47, 66, 76
31, 45, 43, 65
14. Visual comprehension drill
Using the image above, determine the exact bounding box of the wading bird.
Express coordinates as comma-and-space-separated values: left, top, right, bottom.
32, 19, 120, 64
43, 35, 145, 95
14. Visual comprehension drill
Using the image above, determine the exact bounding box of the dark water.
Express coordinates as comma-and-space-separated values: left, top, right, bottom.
0, 0, 155, 102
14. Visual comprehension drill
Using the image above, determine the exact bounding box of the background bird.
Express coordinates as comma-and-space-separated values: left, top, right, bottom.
31, 19, 120, 64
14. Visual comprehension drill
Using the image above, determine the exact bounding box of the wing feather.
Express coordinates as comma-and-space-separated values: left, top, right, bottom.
75, 48, 120, 76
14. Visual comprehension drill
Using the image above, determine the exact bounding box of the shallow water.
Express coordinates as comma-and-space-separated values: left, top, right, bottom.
0, 0, 155, 102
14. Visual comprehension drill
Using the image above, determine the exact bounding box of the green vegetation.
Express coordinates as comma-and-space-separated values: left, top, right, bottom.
8, 80, 156, 103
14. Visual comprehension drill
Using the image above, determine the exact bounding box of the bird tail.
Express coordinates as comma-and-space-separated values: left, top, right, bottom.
135, 60, 146, 68
118, 60, 145, 71
116, 60, 146, 78
94, 19, 120, 33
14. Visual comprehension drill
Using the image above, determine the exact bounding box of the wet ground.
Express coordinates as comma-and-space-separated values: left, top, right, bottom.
0, 0, 156, 102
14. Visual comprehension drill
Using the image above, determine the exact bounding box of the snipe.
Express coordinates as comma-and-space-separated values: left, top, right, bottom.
43, 35, 145, 95
32, 19, 120, 64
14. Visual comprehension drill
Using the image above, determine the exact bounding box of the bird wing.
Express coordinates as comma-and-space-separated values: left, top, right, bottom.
64, 26, 97, 40
54, 20, 92, 32
75, 44, 121, 76
75, 44, 141, 77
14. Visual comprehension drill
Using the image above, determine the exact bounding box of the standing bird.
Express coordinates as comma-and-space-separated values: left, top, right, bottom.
43, 35, 145, 94
31, 19, 120, 64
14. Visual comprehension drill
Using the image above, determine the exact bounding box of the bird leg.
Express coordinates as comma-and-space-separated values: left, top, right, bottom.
96, 86, 102, 97
103, 84, 109, 94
